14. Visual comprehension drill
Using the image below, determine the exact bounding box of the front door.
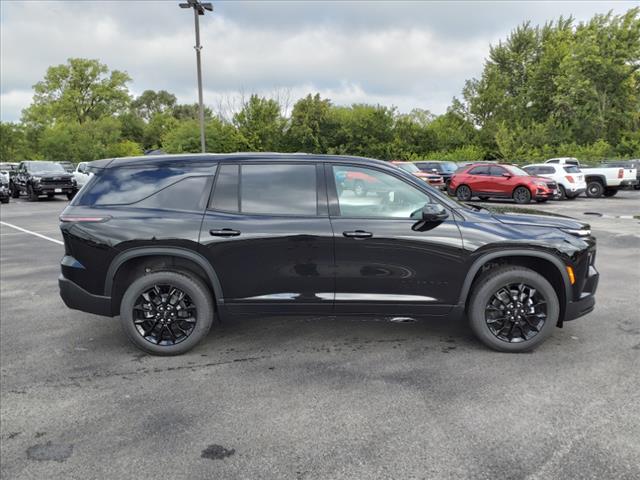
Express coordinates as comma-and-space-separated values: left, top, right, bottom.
199, 161, 334, 315
328, 164, 465, 316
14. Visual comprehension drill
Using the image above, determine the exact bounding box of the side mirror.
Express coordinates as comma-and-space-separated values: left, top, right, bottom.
422, 203, 449, 222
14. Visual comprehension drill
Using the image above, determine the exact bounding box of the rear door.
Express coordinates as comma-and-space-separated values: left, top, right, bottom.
466, 165, 491, 193
199, 161, 334, 315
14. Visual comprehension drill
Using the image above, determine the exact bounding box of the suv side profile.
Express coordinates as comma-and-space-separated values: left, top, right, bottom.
449, 163, 558, 204
523, 164, 586, 200
59, 154, 598, 355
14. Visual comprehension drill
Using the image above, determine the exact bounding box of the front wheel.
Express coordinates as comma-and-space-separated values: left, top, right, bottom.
468, 266, 559, 352
27, 185, 39, 202
11, 184, 19, 198
513, 186, 532, 204
456, 185, 472, 201
66, 191, 76, 201
119, 271, 214, 356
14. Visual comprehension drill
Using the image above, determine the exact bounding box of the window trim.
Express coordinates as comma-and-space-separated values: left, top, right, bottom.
206, 161, 326, 218
468, 165, 490, 176
325, 162, 449, 221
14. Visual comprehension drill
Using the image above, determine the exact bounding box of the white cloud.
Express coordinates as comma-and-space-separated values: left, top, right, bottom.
1, 0, 636, 122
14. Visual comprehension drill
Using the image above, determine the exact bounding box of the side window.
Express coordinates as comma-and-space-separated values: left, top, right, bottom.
241, 164, 317, 215
489, 166, 507, 176
135, 176, 211, 212
547, 160, 559, 164
468, 166, 489, 175
541, 167, 556, 175
524, 167, 537, 175
210, 164, 239, 212
209, 163, 318, 216
333, 165, 431, 219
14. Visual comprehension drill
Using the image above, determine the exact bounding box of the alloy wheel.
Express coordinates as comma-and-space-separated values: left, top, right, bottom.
456, 185, 471, 201
132, 284, 197, 346
513, 187, 531, 204
484, 283, 547, 343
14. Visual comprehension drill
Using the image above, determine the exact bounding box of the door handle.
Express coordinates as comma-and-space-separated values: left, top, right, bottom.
209, 228, 241, 237
343, 230, 373, 239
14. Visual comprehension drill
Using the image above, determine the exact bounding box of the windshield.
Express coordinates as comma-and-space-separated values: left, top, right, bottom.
27, 162, 66, 173
506, 165, 530, 176
396, 163, 420, 173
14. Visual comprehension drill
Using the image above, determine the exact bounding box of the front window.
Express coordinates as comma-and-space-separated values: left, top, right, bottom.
333, 165, 432, 218
395, 163, 420, 174
27, 162, 66, 173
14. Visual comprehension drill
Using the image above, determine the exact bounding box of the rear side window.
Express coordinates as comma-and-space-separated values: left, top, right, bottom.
489, 166, 507, 176
209, 163, 317, 216
524, 167, 538, 175
73, 165, 214, 207
468, 166, 490, 175
563, 166, 580, 173
135, 176, 211, 211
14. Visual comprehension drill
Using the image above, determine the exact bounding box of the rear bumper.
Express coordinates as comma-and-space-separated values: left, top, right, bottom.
619, 179, 638, 188
59, 274, 113, 317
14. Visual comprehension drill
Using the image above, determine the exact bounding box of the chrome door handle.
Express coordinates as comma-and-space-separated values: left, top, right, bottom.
209, 228, 241, 237
343, 230, 373, 239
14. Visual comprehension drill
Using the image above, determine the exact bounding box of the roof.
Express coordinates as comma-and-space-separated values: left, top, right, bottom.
89, 152, 393, 170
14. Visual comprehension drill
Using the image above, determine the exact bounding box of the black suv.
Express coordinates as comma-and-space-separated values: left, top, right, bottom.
12, 161, 77, 201
59, 154, 599, 355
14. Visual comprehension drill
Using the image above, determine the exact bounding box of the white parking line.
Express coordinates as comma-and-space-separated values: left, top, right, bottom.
0, 221, 63, 246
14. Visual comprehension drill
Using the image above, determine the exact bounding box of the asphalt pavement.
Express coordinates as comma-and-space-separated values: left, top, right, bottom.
1, 192, 639, 479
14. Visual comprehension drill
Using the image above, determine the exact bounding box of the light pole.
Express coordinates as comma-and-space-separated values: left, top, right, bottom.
179, 0, 213, 153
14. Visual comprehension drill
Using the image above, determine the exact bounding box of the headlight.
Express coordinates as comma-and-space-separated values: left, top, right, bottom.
535, 181, 547, 188
562, 228, 591, 238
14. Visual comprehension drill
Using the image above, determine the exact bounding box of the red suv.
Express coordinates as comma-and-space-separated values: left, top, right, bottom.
449, 164, 557, 204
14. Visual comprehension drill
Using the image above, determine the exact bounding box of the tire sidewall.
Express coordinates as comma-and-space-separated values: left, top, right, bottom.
586, 181, 603, 198
120, 271, 214, 356
468, 268, 559, 352
513, 186, 531, 204
456, 185, 471, 201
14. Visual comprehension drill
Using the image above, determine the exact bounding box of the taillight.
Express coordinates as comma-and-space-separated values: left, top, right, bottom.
59, 215, 111, 223
618, 168, 624, 179
565, 175, 574, 183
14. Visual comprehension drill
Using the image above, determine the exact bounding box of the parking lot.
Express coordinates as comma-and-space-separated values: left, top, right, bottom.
1, 192, 639, 479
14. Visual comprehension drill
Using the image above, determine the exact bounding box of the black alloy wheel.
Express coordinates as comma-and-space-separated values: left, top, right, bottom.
513, 186, 531, 204
132, 284, 197, 346
485, 283, 547, 343
456, 185, 472, 201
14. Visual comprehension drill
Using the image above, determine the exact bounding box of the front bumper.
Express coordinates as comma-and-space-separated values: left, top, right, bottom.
565, 265, 599, 321
59, 274, 113, 317
35, 185, 76, 195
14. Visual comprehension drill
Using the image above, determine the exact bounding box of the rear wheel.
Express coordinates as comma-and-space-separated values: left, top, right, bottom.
586, 180, 604, 198
456, 185, 472, 201
119, 271, 214, 356
603, 188, 618, 198
468, 266, 559, 352
558, 185, 567, 200
513, 186, 531, 204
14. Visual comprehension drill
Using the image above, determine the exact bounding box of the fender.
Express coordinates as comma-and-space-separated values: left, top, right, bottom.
457, 248, 572, 306
104, 247, 224, 305
584, 173, 606, 185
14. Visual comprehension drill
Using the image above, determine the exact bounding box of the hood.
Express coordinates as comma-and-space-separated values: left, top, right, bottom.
490, 210, 588, 230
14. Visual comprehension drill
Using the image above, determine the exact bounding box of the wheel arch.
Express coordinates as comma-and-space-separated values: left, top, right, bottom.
584, 174, 606, 185
460, 250, 571, 324
105, 247, 224, 315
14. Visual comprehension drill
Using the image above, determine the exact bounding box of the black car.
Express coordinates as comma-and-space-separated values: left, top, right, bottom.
59, 153, 599, 355
11, 161, 77, 201
413, 161, 459, 187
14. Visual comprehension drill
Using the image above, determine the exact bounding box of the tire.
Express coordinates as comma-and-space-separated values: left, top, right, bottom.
535, 198, 548, 203
513, 186, 532, 204
27, 184, 39, 202
47, 193, 54, 199
119, 271, 214, 356
565, 193, 578, 200
66, 192, 76, 201
586, 180, 604, 198
558, 185, 567, 200
603, 188, 617, 198
0, 197, 8, 204
11, 184, 19, 198
456, 185, 472, 201
478, 196, 489, 201
353, 180, 366, 197
467, 266, 559, 353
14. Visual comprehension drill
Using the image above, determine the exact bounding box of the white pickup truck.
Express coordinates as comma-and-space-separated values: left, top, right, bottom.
545, 157, 638, 197
73, 162, 93, 188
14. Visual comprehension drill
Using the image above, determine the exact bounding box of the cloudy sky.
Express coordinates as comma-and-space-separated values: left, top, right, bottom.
0, 0, 635, 122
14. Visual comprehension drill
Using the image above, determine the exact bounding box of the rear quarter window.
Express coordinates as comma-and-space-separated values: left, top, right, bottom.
73, 165, 214, 209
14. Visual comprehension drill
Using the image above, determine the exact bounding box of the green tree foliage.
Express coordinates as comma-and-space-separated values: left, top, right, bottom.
131, 90, 177, 121
23, 58, 131, 126
0, 123, 33, 161
233, 95, 285, 151
163, 117, 242, 153
286, 94, 333, 153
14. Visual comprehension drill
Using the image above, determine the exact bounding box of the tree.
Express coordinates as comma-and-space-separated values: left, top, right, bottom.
163, 118, 242, 154
286, 94, 333, 153
233, 95, 284, 151
0, 122, 33, 161
131, 90, 177, 121
23, 58, 131, 125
